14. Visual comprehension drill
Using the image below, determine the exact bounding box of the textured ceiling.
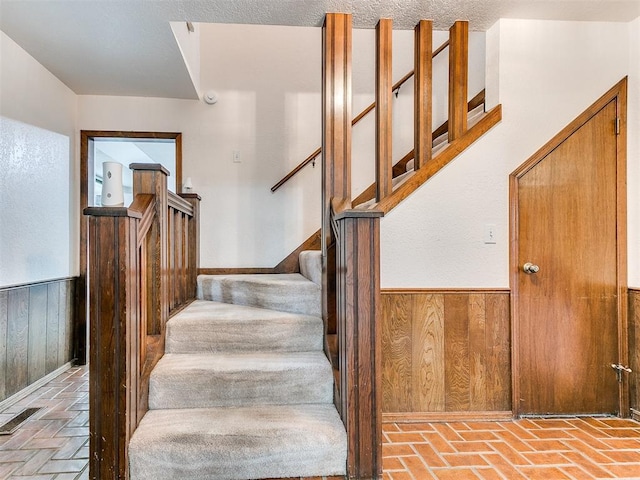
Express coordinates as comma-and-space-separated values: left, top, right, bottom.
1, 0, 639, 99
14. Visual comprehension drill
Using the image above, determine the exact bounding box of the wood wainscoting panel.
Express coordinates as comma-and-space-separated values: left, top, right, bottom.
0, 277, 76, 403
381, 289, 511, 418
412, 293, 444, 412
444, 294, 471, 411
629, 288, 640, 416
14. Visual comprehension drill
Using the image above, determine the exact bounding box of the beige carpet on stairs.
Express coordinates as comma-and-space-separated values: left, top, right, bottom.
129, 254, 346, 480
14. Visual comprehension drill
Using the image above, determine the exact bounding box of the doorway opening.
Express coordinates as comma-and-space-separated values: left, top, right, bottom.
77, 131, 183, 365
90, 137, 178, 207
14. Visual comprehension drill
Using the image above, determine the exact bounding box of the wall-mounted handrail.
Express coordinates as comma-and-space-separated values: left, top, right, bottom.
271, 39, 450, 193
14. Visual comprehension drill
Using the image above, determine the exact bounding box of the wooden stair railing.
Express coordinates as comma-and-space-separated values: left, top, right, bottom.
322, 14, 502, 479
271, 38, 450, 193
84, 164, 200, 479
352, 88, 488, 207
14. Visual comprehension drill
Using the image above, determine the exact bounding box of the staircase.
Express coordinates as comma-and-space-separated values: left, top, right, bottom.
86, 14, 503, 480
128, 251, 346, 479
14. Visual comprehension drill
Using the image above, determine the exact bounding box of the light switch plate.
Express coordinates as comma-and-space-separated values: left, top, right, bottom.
484, 224, 497, 244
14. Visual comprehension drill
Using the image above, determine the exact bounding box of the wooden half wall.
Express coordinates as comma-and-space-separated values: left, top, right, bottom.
381, 289, 511, 421
0, 277, 76, 404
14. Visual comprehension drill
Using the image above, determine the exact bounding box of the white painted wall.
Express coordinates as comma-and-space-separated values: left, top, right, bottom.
0, 31, 78, 287
79, 24, 322, 268
79, 23, 485, 269
381, 18, 638, 288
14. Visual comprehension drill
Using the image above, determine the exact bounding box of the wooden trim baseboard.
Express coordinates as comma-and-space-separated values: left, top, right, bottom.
0, 276, 76, 292
382, 288, 510, 294
383, 411, 513, 423
197, 268, 275, 275
0, 362, 73, 412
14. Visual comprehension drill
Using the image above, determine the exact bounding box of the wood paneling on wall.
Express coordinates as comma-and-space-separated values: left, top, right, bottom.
0, 277, 75, 402
381, 289, 511, 416
629, 289, 640, 417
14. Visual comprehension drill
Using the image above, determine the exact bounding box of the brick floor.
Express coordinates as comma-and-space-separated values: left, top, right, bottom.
0, 367, 89, 480
2, 366, 640, 479
383, 417, 640, 479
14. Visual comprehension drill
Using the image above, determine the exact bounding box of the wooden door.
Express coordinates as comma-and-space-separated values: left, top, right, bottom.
512, 81, 627, 416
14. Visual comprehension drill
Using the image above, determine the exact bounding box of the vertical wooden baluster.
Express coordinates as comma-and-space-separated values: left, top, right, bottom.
448, 20, 469, 142
322, 13, 352, 337
414, 20, 433, 171
376, 18, 393, 201
179, 212, 185, 305
180, 193, 201, 299
182, 212, 188, 303
174, 210, 182, 308
168, 207, 175, 312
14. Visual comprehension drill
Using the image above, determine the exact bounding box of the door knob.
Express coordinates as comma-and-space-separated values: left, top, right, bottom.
523, 262, 539, 274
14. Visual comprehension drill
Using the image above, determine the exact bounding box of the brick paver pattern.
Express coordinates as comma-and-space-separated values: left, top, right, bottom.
0, 367, 88, 480
2, 366, 639, 479
383, 418, 640, 479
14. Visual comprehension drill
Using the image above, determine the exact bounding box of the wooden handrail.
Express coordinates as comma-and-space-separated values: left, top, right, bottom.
270, 147, 322, 193
271, 38, 450, 193
168, 190, 194, 216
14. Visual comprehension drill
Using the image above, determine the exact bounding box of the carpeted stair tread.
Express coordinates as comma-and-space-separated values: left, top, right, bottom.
166, 300, 323, 353
131, 271, 346, 478
129, 404, 347, 480
149, 351, 333, 409
197, 273, 321, 317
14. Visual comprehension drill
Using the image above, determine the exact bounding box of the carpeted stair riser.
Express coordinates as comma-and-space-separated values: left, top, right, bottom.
129, 404, 347, 480
299, 250, 322, 285
149, 352, 333, 409
165, 300, 323, 353
197, 273, 321, 317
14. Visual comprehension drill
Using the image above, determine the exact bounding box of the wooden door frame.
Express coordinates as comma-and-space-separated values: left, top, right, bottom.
509, 78, 628, 417
76, 131, 182, 364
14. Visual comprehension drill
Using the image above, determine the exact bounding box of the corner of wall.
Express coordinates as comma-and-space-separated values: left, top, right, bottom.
484, 19, 501, 110
170, 21, 201, 98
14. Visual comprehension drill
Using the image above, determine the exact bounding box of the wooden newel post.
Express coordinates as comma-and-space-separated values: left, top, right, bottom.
333, 208, 384, 480
84, 207, 143, 480
322, 13, 352, 336
130, 164, 169, 335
